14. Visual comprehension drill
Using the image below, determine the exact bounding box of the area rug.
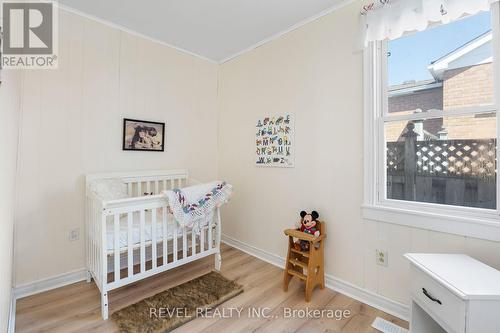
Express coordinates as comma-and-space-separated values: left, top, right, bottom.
112, 271, 243, 333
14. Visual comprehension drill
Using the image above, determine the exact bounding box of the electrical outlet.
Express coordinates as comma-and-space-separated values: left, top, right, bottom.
376, 249, 388, 267
69, 228, 80, 241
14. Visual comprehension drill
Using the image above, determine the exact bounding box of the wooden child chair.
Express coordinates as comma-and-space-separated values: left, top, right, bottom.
283, 221, 326, 301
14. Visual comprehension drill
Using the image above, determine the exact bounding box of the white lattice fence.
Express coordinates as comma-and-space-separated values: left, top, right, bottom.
387, 142, 405, 175
387, 139, 497, 179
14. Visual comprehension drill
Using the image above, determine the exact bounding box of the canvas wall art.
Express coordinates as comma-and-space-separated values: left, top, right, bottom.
255, 114, 294, 167
123, 118, 165, 151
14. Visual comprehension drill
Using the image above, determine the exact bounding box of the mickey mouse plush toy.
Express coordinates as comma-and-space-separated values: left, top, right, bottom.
294, 211, 320, 251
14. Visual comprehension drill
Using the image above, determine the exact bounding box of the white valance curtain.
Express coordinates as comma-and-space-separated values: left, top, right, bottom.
363, 0, 496, 45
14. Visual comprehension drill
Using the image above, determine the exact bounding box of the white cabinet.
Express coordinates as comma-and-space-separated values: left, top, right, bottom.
405, 253, 500, 333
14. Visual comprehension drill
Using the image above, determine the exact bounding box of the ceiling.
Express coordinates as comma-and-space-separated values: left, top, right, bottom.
58, 0, 347, 63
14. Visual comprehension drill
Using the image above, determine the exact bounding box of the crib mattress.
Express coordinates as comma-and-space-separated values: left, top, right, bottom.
106, 210, 204, 252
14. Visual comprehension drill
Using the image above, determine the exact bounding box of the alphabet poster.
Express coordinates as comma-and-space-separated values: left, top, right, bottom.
255, 114, 294, 167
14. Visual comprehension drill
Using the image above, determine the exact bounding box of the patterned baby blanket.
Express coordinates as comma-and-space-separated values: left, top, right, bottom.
162, 181, 233, 233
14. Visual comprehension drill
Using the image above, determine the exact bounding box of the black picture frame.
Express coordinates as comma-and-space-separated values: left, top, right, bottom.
122, 118, 165, 152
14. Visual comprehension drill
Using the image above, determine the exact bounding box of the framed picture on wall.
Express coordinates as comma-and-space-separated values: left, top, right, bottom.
255, 114, 294, 167
123, 118, 165, 151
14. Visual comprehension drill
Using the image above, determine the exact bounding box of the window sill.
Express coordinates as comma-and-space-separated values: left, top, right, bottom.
362, 204, 500, 242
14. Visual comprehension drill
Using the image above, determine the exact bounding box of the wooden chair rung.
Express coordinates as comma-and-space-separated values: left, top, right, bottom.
290, 248, 309, 257
289, 258, 307, 269
287, 269, 307, 280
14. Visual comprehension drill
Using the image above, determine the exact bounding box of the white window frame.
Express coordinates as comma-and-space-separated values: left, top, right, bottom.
362, 2, 500, 242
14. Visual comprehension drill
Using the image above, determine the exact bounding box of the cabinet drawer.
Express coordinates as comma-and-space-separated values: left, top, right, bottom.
410, 265, 466, 333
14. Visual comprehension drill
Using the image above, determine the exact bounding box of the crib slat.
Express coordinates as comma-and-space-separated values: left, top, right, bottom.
140, 209, 146, 273
94, 202, 98, 281
97, 206, 101, 283
155, 181, 159, 194
216, 207, 222, 246
97, 204, 100, 281
163, 206, 168, 265
137, 182, 142, 197
182, 226, 187, 259
85, 198, 88, 271
191, 230, 196, 256
89, 199, 93, 273
101, 214, 107, 290
173, 215, 178, 261
208, 220, 213, 250
90, 199, 93, 274
146, 181, 151, 195
127, 183, 132, 197
90, 199, 94, 276
88, 199, 90, 271
162, 179, 167, 191
127, 212, 133, 278
200, 226, 205, 252
152, 208, 157, 269
114, 214, 120, 282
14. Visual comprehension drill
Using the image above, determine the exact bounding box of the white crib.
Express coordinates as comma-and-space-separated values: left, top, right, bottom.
85, 169, 222, 320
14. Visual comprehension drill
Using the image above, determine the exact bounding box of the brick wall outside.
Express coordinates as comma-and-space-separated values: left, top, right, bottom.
388, 87, 442, 114
443, 63, 493, 109
442, 63, 495, 139
387, 87, 443, 141
385, 111, 410, 142
443, 114, 496, 140
387, 63, 495, 141
385, 118, 444, 142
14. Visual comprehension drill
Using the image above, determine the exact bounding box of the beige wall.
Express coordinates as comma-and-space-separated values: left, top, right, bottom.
0, 70, 22, 331
14, 9, 219, 286
218, 0, 500, 306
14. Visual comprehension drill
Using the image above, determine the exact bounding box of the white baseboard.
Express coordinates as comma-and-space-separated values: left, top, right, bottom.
14, 268, 88, 300
222, 233, 286, 268
8, 289, 16, 333
324, 275, 409, 321
221, 233, 409, 321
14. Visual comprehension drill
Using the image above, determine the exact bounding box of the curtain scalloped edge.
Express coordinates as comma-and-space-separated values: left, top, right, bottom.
362, 0, 492, 46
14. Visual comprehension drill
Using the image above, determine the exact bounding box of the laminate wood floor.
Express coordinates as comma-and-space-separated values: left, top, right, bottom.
15, 244, 408, 332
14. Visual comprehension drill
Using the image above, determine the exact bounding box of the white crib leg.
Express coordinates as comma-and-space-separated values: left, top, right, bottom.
101, 292, 109, 320
215, 252, 222, 271
86, 270, 92, 283
214, 209, 222, 271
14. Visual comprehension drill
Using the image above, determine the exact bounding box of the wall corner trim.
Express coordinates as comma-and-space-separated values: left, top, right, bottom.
13, 268, 88, 300
221, 233, 410, 321
8, 289, 16, 333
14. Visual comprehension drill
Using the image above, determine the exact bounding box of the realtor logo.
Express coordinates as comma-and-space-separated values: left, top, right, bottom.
1, 0, 58, 69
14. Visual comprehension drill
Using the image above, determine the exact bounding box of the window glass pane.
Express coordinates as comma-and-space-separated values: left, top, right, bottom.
387, 11, 493, 115
385, 114, 497, 209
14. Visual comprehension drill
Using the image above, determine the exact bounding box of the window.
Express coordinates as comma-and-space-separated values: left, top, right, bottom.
363, 3, 500, 239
